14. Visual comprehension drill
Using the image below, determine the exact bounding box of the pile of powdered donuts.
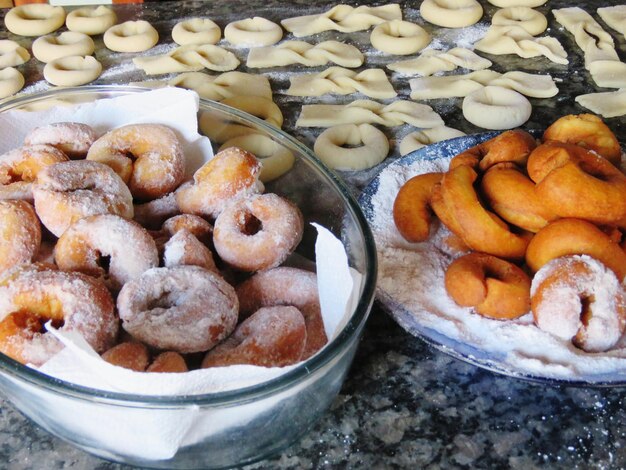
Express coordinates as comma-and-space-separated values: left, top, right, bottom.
0, 121, 327, 373
393, 113, 626, 354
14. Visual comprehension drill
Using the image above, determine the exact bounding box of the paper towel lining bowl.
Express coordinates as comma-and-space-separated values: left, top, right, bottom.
0, 85, 377, 469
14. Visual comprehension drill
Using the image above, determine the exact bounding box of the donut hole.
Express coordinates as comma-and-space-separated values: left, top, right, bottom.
237, 211, 263, 236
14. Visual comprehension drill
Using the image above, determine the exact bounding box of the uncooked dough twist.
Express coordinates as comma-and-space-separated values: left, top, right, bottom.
410, 70, 558, 99
0, 40, 30, 69
287, 67, 396, 99
598, 6, 626, 40
281, 4, 401, 37
133, 44, 240, 74
314, 123, 389, 171
387, 47, 492, 76
297, 99, 444, 128
575, 89, 626, 119
247, 41, 364, 68
399, 126, 465, 156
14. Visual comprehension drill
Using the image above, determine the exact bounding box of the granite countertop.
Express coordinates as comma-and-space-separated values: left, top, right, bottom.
1, 1, 625, 469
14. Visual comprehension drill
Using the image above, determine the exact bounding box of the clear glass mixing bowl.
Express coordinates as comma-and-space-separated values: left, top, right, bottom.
0, 86, 377, 469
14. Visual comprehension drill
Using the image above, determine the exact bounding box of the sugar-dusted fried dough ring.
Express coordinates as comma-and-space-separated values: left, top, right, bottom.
445, 252, 531, 320
24, 122, 96, 159
481, 163, 558, 233
526, 218, 626, 281
531, 255, 626, 352
543, 114, 621, 165
236, 267, 327, 359
202, 306, 307, 368
87, 124, 184, 201
54, 214, 159, 291
393, 172, 443, 243
175, 146, 263, 220
449, 129, 536, 172
0, 264, 118, 366
439, 164, 530, 259
527, 142, 626, 225
0, 200, 41, 273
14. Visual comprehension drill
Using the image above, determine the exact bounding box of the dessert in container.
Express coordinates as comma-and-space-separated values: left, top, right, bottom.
0, 85, 377, 469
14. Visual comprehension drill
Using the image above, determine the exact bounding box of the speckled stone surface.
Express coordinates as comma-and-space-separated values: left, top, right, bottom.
1, 0, 625, 469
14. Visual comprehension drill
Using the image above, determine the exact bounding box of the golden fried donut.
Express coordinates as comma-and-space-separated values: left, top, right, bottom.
175, 146, 263, 219
24, 122, 97, 159
481, 163, 558, 233
0, 201, 41, 273
102, 342, 150, 372
117, 266, 238, 353
439, 165, 530, 259
445, 252, 531, 320
213, 193, 304, 272
147, 351, 188, 373
526, 218, 626, 281
163, 230, 217, 272
236, 267, 327, 359
531, 255, 626, 352
0, 144, 68, 200
202, 306, 307, 368
133, 192, 180, 230
32, 160, 134, 237
0, 265, 118, 366
87, 124, 184, 201
54, 214, 159, 291
162, 214, 213, 243
543, 114, 621, 165
393, 172, 443, 243
527, 142, 626, 225
449, 129, 536, 172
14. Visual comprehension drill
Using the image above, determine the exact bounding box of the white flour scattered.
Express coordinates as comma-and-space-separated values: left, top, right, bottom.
367, 154, 626, 383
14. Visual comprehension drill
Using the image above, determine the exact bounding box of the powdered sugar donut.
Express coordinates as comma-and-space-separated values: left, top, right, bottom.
213, 193, 304, 272
32, 32, 94, 63
160, 215, 216, 272
54, 214, 159, 291
4, 4, 66, 37
531, 255, 626, 353
0, 144, 68, 200
172, 18, 221, 46
87, 124, 184, 201
104, 20, 158, 53
202, 306, 307, 368
66, 6, 117, 36
236, 267, 327, 359
0, 264, 118, 366
24, 122, 97, 159
462, 86, 532, 130
175, 146, 263, 219
32, 160, 134, 237
0, 201, 41, 273
117, 265, 238, 353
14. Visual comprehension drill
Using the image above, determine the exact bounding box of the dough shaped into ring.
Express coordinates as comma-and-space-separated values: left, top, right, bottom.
65, 6, 117, 36
172, 18, 221, 46
32, 32, 95, 63
488, 0, 547, 7
4, 4, 66, 37
224, 17, 282, 47
370, 20, 431, 55
420, 0, 483, 29
0, 67, 25, 99
314, 123, 389, 171
0, 40, 30, 69
43, 55, 102, 87
492, 7, 548, 36
219, 134, 295, 183
462, 86, 531, 130
104, 20, 159, 53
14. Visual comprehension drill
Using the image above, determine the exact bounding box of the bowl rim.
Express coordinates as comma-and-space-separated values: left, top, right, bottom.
0, 85, 378, 408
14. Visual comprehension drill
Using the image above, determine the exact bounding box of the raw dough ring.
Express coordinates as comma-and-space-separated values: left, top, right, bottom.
314, 123, 389, 171
0, 40, 30, 69
420, 0, 483, 29
0, 67, 24, 99
4, 4, 66, 37
221, 95, 283, 128
172, 18, 221, 46
43, 55, 102, 87
492, 7, 548, 36
219, 134, 295, 183
65, 6, 117, 36
488, 0, 547, 7
104, 20, 159, 53
462, 86, 531, 130
224, 17, 283, 47
370, 20, 431, 55
32, 32, 95, 63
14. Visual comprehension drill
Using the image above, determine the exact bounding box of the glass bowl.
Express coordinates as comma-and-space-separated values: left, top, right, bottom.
0, 85, 377, 469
